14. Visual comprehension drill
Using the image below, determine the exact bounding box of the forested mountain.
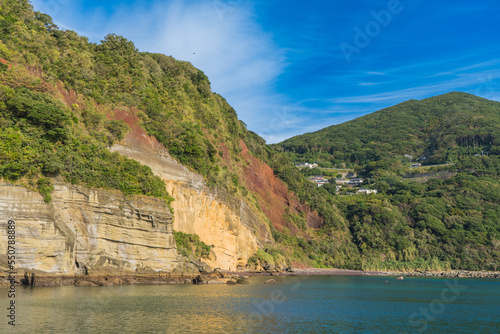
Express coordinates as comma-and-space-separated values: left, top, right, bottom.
274, 92, 500, 167
0, 0, 498, 273
272, 92, 500, 271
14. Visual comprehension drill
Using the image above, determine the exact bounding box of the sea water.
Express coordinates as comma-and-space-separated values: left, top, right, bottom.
1, 275, 498, 333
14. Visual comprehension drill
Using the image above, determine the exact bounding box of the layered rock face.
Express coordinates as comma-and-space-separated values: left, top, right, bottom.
110, 142, 266, 271
165, 183, 265, 271
110, 108, 271, 271
0, 182, 178, 274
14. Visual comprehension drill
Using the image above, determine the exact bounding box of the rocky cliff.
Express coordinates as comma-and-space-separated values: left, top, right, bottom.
110, 109, 271, 271
0, 103, 323, 275
0, 85, 321, 276
0, 182, 178, 274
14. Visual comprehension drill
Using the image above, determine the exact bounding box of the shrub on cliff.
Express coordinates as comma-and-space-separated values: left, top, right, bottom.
174, 231, 212, 259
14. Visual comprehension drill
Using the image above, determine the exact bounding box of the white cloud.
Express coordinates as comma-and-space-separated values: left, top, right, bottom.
358, 82, 381, 86
330, 68, 500, 106
33, 0, 289, 142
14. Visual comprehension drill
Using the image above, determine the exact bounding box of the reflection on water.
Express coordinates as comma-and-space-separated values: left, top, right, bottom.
1, 276, 499, 333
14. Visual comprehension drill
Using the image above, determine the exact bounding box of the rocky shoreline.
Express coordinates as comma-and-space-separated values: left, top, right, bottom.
243, 267, 500, 279
0, 272, 196, 288
0, 267, 255, 287
370, 269, 500, 279
2, 268, 499, 288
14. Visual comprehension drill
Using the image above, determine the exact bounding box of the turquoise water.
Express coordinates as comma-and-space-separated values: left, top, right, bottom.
1, 276, 499, 333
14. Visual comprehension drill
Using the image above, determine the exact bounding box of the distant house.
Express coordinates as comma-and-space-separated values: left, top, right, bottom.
335, 178, 350, 185
357, 188, 378, 195
348, 178, 363, 186
308, 175, 329, 187
411, 163, 422, 168
345, 171, 357, 178
295, 162, 318, 169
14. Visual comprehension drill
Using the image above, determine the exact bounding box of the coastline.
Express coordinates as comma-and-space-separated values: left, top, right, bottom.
0, 271, 197, 288
369, 269, 500, 279
2, 268, 499, 288
230, 268, 500, 279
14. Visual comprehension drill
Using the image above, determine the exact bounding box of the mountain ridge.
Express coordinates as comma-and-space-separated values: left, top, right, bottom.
275, 91, 500, 167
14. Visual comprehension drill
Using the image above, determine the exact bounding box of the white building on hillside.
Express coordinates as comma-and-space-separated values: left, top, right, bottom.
295, 162, 318, 169
357, 188, 378, 194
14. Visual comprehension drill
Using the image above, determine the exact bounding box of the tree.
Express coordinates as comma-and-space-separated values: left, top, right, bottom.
99, 34, 137, 54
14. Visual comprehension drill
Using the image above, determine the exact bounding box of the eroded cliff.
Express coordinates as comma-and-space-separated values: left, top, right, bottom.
0, 182, 178, 274
110, 109, 271, 271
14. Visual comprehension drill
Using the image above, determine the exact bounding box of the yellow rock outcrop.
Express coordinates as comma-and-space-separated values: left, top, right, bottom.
111, 140, 271, 271
0, 182, 178, 274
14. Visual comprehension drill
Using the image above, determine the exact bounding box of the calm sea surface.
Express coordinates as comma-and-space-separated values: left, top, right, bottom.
1, 275, 499, 333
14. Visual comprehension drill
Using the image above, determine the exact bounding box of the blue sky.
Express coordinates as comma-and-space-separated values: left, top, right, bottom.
32, 0, 500, 143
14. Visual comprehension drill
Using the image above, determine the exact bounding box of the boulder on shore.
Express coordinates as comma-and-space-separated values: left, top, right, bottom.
191, 261, 213, 275
236, 277, 250, 284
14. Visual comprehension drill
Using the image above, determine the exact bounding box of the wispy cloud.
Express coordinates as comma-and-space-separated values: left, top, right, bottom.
32, 0, 289, 142
358, 82, 383, 86
429, 59, 500, 78
331, 68, 500, 105
31, 0, 500, 144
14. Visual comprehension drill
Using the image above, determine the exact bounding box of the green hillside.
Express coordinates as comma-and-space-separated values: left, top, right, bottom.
0, 0, 262, 200
272, 92, 500, 271
275, 92, 500, 167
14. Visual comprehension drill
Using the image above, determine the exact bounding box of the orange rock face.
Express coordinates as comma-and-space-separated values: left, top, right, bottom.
240, 140, 323, 233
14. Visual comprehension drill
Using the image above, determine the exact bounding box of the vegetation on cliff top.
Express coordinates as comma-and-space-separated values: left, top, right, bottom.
0, 1, 173, 205
0, 0, 254, 199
